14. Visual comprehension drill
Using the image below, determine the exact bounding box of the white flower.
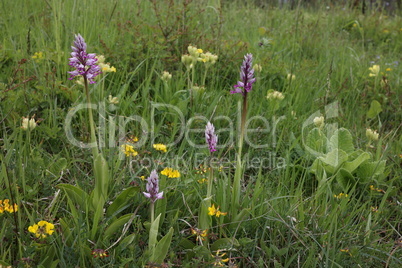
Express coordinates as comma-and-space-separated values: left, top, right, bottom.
313, 116, 325, 129
21, 116, 37, 130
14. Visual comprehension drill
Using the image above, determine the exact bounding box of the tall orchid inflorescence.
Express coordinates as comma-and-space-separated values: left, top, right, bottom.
205, 122, 218, 153
143, 170, 163, 203
230, 53, 256, 96
68, 34, 101, 84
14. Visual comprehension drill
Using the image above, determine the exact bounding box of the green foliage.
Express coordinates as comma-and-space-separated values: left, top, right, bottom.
307, 128, 386, 191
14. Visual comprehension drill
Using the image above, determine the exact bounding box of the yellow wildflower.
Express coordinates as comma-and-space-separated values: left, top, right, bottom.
369, 65, 380, 77
153, 143, 167, 153
121, 144, 138, 157
0, 199, 18, 213
108, 95, 119, 104
200, 52, 218, 66
191, 228, 208, 242
287, 73, 296, 81
126, 135, 139, 143
366, 128, 379, 141
161, 167, 180, 178
212, 250, 230, 267
371, 206, 379, 213
161, 71, 172, 82
253, 63, 262, 73
208, 204, 227, 217
31, 52, 44, 62
385, 68, 392, 72
208, 204, 217, 216
96, 55, 116, 73
340, 248, 352, 256
91, 249, 109, 258
334, 193, 349, 199
28, 220, 55, 238
215, 210, 227, 217
21, 115, 37, 130
369, 185, 384, 193
266, 90, 285, 101
197, 178, 208, 184
313, 116, 325, 129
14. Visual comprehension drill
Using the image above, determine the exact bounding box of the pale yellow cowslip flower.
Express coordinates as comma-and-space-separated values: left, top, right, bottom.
287, 73, 296, 81
108, 95, 119, 104
161, 71, 172, 82
369, 65, 380, 77
266, 90, 284, 101
313, 116, 325, 129
75, 76, 85, 86
21, 116, 37, 130
366, 128, 379, 141
200, 52, 218, 65
182, 54, 193, 69
188, 45, 203, 62
253, 63, 262, 73
96, 55, 116, 73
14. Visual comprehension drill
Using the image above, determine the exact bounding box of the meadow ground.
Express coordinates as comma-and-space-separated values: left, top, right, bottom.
0, 0, 401, 267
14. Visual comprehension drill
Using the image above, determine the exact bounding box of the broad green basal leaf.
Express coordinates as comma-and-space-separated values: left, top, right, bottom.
329, 128, 354, 154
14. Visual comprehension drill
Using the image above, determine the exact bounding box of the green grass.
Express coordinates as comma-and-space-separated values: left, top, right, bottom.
1, 0, 401, 267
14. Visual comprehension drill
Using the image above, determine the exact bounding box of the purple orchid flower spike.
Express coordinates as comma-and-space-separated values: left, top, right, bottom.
231, 53, 256, 96
68, 34, 101, 84
143, 170, 163, 203
205, 122, 218, 153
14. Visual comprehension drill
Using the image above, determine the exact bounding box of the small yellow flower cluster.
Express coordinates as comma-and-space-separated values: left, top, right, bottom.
91, 249, 109, 258
266, 90, 285, 101
161, 71, 172, 82
371, 206, 379, 213
313, 116, 325, 129
121, 144, 138, 157
108, 95, 119, 104
28, 220, 55, 238
0, 199, 18, 213
161, 167, 180, 178
31, 51, 44, 62
334, 193, 349, 199
366, 128, 379, 141
212, 250, 230, 267
200, 51, 218, 66
191, 227, 207, 242
287, 73, 296, 81
182, 45, 218, 69
197, 178, 208, 184
153, 143, 167, 153
125, 135, 139, 144
369, 185, 384, 193
369, 65, 380, 77
208, 204, 227, 217
96, 55, 116, 73
21, 116, 37, 130
253, 63, 262, 73
340, 248, 352, 256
